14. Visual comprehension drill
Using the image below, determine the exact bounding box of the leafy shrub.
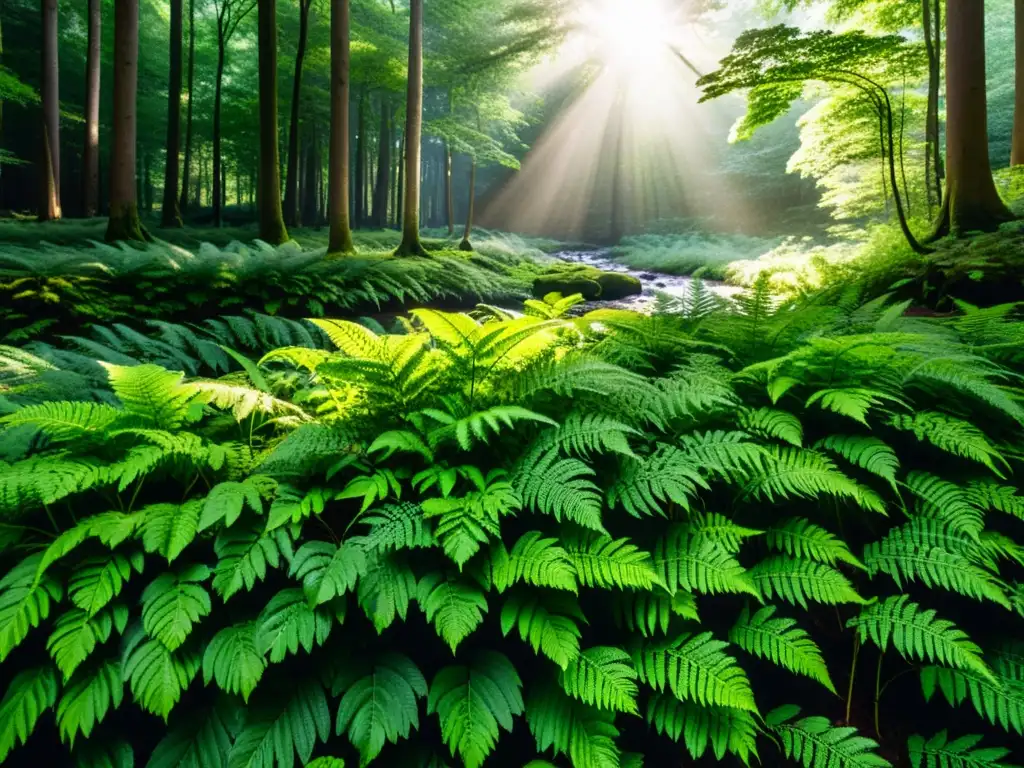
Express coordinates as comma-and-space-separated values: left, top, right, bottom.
0, 287, 1022, 767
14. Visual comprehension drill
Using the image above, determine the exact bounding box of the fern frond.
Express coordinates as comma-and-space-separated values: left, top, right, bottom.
890, 412, 1008, 476
0, 667, 58, 762
905, 472, 984, 537
730, 605, 835, 692
611, 591, 698, 637
0, 553, 63, 662
907, 730, 1017, 768
564, 534, 663, 591
417, 572, 488, 653
739, 407, 803, 447
653, 524, 758, 597
48, 607, 127, 680
816, 435, 899, 487
290, 539, 367, 606
500, 591, 583, 670
547, 412, 639, 458
101, 363, 199, 430
806, 387, 905, 425
559, 646, 639, 714
122, 625, 200, 720
212, 521, 293, 602
202, 623, 266, 703
0, 401, 121, 441
767, 517, 866, 569
357, 551, 417, 633
513, 447, 605, 532
687, 511, 763, 553
744, 447, 885, 513
425, 405, 556, 451
254, 588, 334, 663
141, 564, 212, 651
751, 556, 867, 609
56, 659, 123, 747
492, 531, 577, 593
526, 682, 621, 768
920, 666, 1024, 735
608, 445, 706, 518
767, 704, 891, 767
361, 502, 435, 553
646, 693, 759, 765
146, 695, 243, 768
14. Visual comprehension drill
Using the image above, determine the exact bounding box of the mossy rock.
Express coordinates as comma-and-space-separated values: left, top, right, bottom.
532, 274, 602, 300
595, 272, 642, 300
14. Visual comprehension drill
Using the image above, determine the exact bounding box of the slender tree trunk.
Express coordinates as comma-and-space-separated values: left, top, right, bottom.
459, 156, 477, 251
355, 88, 367, 227
257, 0, 288, 244
283, 0, 311, 226
213, 33, 226, 226
39, 0, 60, 220
327, 0, 353, 253
390, 128, 399, 227
396, 131, 405, 229
1012, 0, 1024, 165
83, 0, 101, 218
396, 0, 425, 255
922, 0, 941, 208
160, 0, 183, 226
932, 0, 1015, 237
105, 0, 145, 241
179, 0, 195, 214
302, 125, 318, 224
373, 99, 391, 227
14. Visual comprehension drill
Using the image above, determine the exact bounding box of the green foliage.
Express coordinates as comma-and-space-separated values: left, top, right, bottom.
767, 705, 892, 767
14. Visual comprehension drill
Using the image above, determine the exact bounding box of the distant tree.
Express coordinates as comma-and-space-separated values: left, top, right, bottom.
257, 0, 288, 243
327, 0, 353, 253
105, 0, 146, 241
83, 0, 100, 218
161, 0, 184, 227
283, 0, 313, 227
932, 0, 1014, 235
39, 0, 60, 221
396, 0, 426, 256
179, 0, 197, 215
372, 98, 391, 228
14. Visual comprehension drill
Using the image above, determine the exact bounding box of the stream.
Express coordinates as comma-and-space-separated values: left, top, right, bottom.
550, 249, 743, 313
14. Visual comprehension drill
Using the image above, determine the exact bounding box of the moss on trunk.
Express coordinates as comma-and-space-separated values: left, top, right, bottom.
105, 202, 147, 242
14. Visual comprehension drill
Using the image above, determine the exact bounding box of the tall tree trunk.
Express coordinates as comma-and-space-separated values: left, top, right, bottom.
257, 0, 289, 244
922, 0, 942, 208
212, 33, 226, 226
459, 155, 476, 251
179, 0, 196, 214
327, 0, 354, 253
396, 0, 425, 255
396, 131, 405, 229
302, 125, 318, 224
39, 0, 61, 220
83, 0, 101, 218
932, 0, 1015, 237
105, 0, 145, 241
283, 0, 311, 226
355, 88, 367, 227
373, 99, 391, 227
390, 128, 399, 227
161, 0, 183, 226
1012, 0, 1024, 165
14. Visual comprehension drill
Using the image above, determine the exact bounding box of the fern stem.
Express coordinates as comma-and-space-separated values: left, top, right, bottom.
845, 636, 860, 724
873, 648, 885, 737
127, 477, 146, 513
42, 503, 60, 533
0, 521, 57, 539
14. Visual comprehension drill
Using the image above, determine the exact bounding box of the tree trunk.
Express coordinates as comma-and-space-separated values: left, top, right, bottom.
922, 0, 941, 208
105, 0, 145, 241
373, 99, 391, 228
83, 0, 101, 218
160, 0, 183, 226
257, 0, 289, 244
932, 0, 1015, 236
396, 131, 405, 229
355, 88, 367, 227
327, 0, 354, 253
390, 128, 399, 227
396, 0, 425, 255
212, 33, 226, 226
459, 156, 476, 251
302, 126, 318, 224
179, 0, 196, 214
283, 0, 311, 226
1012, 0, 1024, 165
39, 0, 61, 220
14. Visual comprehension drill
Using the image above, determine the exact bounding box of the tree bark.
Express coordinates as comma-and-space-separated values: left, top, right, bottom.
932, 0, 1015, 237
283, 0, 311, 226
179, 0, 196, 214
396, 0, 425, 255
355, 88, 367, 227
257, 0, 289, 244
396, 131, 405, 229
39, 0, 61, 220
213, 31, 226, 226
160, 0, 183, 226
459, 156, 476, 251
922, 0, 941, 208
373, 100, 390, 228
327, 0, 354, 253
105, 0, 145, 241
83, 0, 101, 218
1012, 0, 1024, 165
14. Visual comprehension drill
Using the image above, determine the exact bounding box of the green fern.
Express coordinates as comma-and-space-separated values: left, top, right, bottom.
563, 534, 663, 591
767, 517, 866, 569
738, 406, 803, 447
904, 472, 985, 537
610, 590, 698, 637
546, 412, 639, 458
559, 646, 639, 715
920, 666, 1024, 735
751, 556, 867, 608
848, 596, 994, 680
47, 606, 128, 680
686, 511, 763, 553
202, 623, 266, 703
500, 591, 583, 670
417, 572, 488, 653
526, 682, 621, 768
806, 387, 905, 426
730, 605, 835, 692
427, 651, 524, 768
0, 554, 63, 661
122, 624, 200, 720
0, 667, 58, 762
254, 589, 335, 663
360, 502, 436, 552
357, 551, 417, 633
907, 730, 1018, 768
491, 531, 577, 593
743, 447, 885, 513
423, 405, 557, 451
332, 653, 427, 766
290, 539, 367, 606
645, 693, 759, 765
767, 704, 892, 767
652, 524, 758, 597
633, 632, 758, 712
148, 697, 241, 768
890, 412, 1008, 476
514, 447, 605, 532
141, 564, 212, 651
816, 435, 899, 487
608, 445, 706, 518
212, 522, 293, 601
56, 659, 123, 747
101, 363, 199, 430
139, 501, 201, 563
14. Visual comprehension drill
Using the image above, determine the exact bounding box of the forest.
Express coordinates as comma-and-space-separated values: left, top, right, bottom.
1, 0, 1024, 766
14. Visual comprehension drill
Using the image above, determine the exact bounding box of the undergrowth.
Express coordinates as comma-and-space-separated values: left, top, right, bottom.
0, 283, 1022, 767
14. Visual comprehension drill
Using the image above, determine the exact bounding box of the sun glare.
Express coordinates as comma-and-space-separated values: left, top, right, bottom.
577, 0, 678, 72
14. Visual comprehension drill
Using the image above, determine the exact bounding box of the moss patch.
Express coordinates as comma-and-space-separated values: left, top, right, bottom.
532, 274, 603, 300
595, 272, 642, 300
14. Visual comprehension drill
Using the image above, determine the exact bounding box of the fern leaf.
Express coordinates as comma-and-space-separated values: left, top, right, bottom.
608, 445, 706, 518
73, 738, 134, 768
139, 501, 201, 563
560, 646, 639, 714
965, 481, 1024, 522
426, 405, 556, 451
767, 704, 891, 767
564, 534, 663, 591
147, 695, 244, 768
101, 363, 198, 430
368, 430, 435, 462
68, 551, 144, 617
646, 693, 759, 765
358, 551, 417, 633
0, 401, 121, 441
0, 553, 63, 661
142, 564, 212, 651
907, 730, 1017, 768
920, 666, 1024, 735
526, 682, 620, 768
202, 622, 266, 703
767, 517, 866, 570
653, 524, 758, 598
56, 659, 123, 747
549, 412, 639, 458
122, 624, 200, 720
891, 411, 1009, 476
48, 606, 127, 680
360, 502, 435, 553
254, 588, 335, 663
514, 447, 605, 533
686, 511, 763, 554
427, 651, 525, 768
417, 572, 488, 653
905, 472, 984, 537
199, 479, 266, 532
751, 556, 867, 609
806, 387, 905, 425
611, 591, 698, 637
739, 407, 803, 447
500, 591, 584, 670
213, 521, 293, 602
290, 539, 367, 606
634, 632, 757, 712
310, 318, 382, 357
0, 667, 58, 762
227, 676, 331, 768
730, 605, 835, 692
816, 435, 899, 487
332, 653, 427, 766
744, 447, 885, 513
491, 531, 577, 593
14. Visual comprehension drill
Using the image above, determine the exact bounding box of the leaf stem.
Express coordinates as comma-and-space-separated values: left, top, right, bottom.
845, 635, 860, 724
874, 648, 885, 737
